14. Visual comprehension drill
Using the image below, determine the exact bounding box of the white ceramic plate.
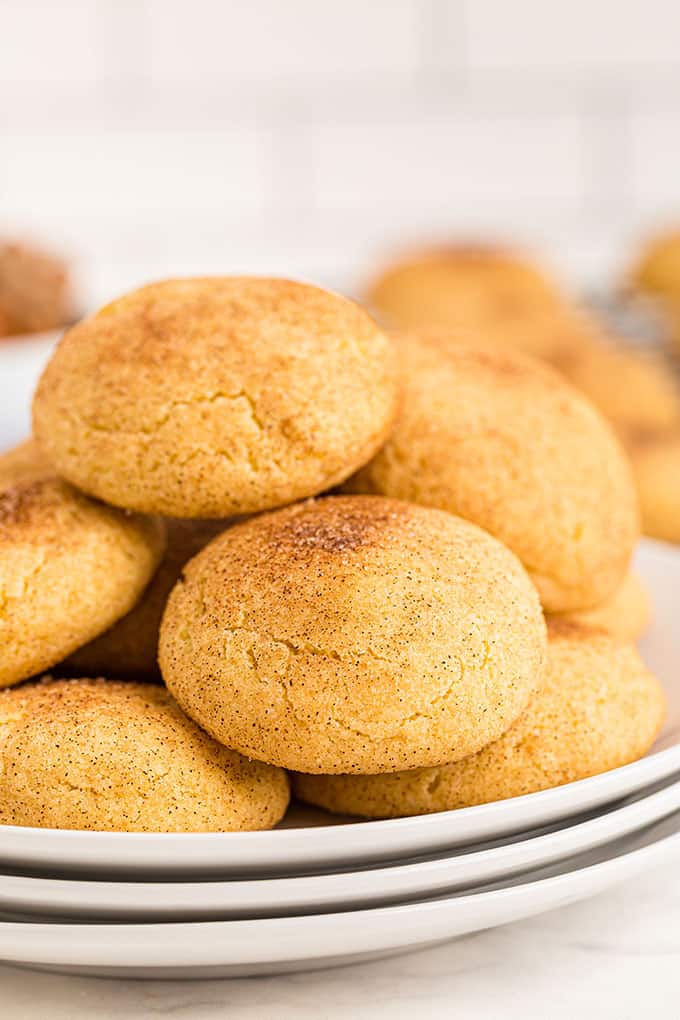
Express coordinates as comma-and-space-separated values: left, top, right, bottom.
3, 772, 680, 921
2, 812, 680, 979
0, 539, 678, 879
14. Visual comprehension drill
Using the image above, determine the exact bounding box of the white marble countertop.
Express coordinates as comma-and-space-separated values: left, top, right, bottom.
2, 853, 679, 1020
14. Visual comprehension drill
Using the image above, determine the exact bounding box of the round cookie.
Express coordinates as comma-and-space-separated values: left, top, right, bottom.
366, 244, 564, 327
547, 572, 650, 643
293, 623, 666, 818
65, 517, 229, 680
345, 334, 640, 613
0, 443, 165, 689
364, 244, 586, 361
0, 679, 289, 832
32, 277, 399, 517
159, 495, 547, 775
627, 431, 680, 543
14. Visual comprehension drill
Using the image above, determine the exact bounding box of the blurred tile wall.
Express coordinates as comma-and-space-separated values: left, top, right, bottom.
1, 0, 679, 305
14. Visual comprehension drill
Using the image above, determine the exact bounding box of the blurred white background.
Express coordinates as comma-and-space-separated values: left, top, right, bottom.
1, 0, 680, 307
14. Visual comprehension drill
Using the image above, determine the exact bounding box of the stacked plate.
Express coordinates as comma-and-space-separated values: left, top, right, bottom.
2, 537, 680, 980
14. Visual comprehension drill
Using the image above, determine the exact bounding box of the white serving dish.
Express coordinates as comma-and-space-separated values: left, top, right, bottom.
2, 811, 679, 979
3, 771, 680, 922
0, 539, 677, 879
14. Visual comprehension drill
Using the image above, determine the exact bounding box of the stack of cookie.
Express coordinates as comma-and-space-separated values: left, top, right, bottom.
0, 275, 665, 832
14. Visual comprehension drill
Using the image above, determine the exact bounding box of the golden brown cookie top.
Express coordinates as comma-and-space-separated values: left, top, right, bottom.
160, 495, 547, 775
0, 678, 289, 832
0, 473, 162, 555
0, 439, 163, 557
0, 441, 165, 690
32, 277, 400, 517
366, 243, 565, 325
233, 494, 410, 563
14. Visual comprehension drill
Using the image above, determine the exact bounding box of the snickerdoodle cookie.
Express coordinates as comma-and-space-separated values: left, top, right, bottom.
364, 243, 589, 361
159, 495, 547, 775
32, 277, 399, 517
345, 334, 639, 613
0, 679, 289, 831
65, 517, 229, 680
366, 244, 563, 326
293, 623, 665, 818
0, 443, 165, 689
547, 572, 650, 643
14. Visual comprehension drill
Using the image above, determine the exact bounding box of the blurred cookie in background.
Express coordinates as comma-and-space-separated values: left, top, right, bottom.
559, 335, 680, 437
364, 242, 595, 362
628, 229, 680, 303
0, 239, 75, 338
627, 431, 680, 544
626, 229, 680, 355
365, 242, 564, 326
555, 323, 680, 544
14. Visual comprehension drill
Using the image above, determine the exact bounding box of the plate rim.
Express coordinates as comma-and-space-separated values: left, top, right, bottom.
3, 771, 680, 921
1, 740, 678, 848
1, 819, 679, 972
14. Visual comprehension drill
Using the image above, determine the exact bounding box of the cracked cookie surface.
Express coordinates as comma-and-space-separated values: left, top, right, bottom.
32, 277, 399, 517
0, 441, 165, 689
0, 678, 289, 831
159, 495, 547, 774
345, 334, 640, 613
293, 622, 666, 817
